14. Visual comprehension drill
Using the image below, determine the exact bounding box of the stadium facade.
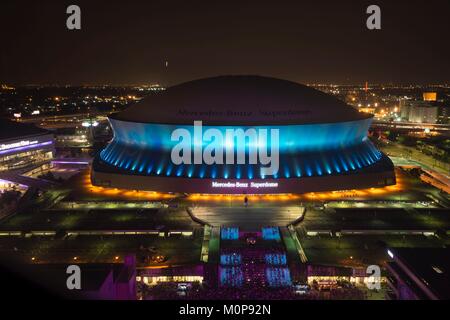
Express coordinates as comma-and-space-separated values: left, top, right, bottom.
92, 76, 395, 194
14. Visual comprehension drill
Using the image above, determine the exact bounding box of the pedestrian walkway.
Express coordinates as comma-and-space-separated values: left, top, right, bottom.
189, 206, 304, 228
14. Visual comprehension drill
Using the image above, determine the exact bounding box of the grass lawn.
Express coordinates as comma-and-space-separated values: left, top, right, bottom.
302, 208, 450, 231
0, 234, 203, 266
0, 208, 200, 231
300, 233, 449, 267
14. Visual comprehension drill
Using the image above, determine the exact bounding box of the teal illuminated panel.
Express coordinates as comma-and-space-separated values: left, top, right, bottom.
99, 118, 382, 179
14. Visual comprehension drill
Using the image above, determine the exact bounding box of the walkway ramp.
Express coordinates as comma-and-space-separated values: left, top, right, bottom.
190, 206, 303, 229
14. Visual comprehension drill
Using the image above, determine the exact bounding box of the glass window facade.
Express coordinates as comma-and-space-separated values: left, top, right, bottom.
0, 137, 54, 171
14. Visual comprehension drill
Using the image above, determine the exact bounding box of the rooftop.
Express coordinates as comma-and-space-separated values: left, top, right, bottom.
111, 75, 371, 125
391, 247, 450, 299
0, 118, 50, 141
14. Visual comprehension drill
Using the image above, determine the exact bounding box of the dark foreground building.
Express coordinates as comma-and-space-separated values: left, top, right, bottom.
11, 255, 136, 300
386, 248, 450, 300
92, 76, 395, 194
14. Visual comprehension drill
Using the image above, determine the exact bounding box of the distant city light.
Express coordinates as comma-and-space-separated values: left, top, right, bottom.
432, 266, 443, 274
387, 249, 394, 259
82, 120, 99, 127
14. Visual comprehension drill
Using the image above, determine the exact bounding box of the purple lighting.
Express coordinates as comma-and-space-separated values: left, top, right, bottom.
51, 160, 89, 165
0, 141, 53, 155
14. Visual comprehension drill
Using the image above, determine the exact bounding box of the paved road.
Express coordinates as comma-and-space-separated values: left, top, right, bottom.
381, 140, 449, 177
189, 206, 303, 229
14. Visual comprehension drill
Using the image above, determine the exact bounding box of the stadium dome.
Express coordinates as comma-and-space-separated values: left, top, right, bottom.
92, 75, 395, 194
112, 75, 370, 125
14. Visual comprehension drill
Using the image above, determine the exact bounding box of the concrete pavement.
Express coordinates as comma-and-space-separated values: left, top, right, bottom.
189, 206, 304, 229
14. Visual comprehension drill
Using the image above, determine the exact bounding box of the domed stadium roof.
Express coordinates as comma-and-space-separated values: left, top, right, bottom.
111, 75, 371, 125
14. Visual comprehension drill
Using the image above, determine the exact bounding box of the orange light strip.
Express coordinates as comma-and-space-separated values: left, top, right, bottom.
80, 168, 405, 202
187, 172, 405, 202
80, 170, 176, 200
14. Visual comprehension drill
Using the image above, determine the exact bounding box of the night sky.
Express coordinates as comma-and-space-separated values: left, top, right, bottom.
1, 0, 449, 86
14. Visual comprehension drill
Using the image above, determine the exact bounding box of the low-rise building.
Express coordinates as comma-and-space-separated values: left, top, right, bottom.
0, 119, 55, 172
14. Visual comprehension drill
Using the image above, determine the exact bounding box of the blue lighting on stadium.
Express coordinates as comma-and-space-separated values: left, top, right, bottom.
108, 118, 371, 151
99, 118, 385, 180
